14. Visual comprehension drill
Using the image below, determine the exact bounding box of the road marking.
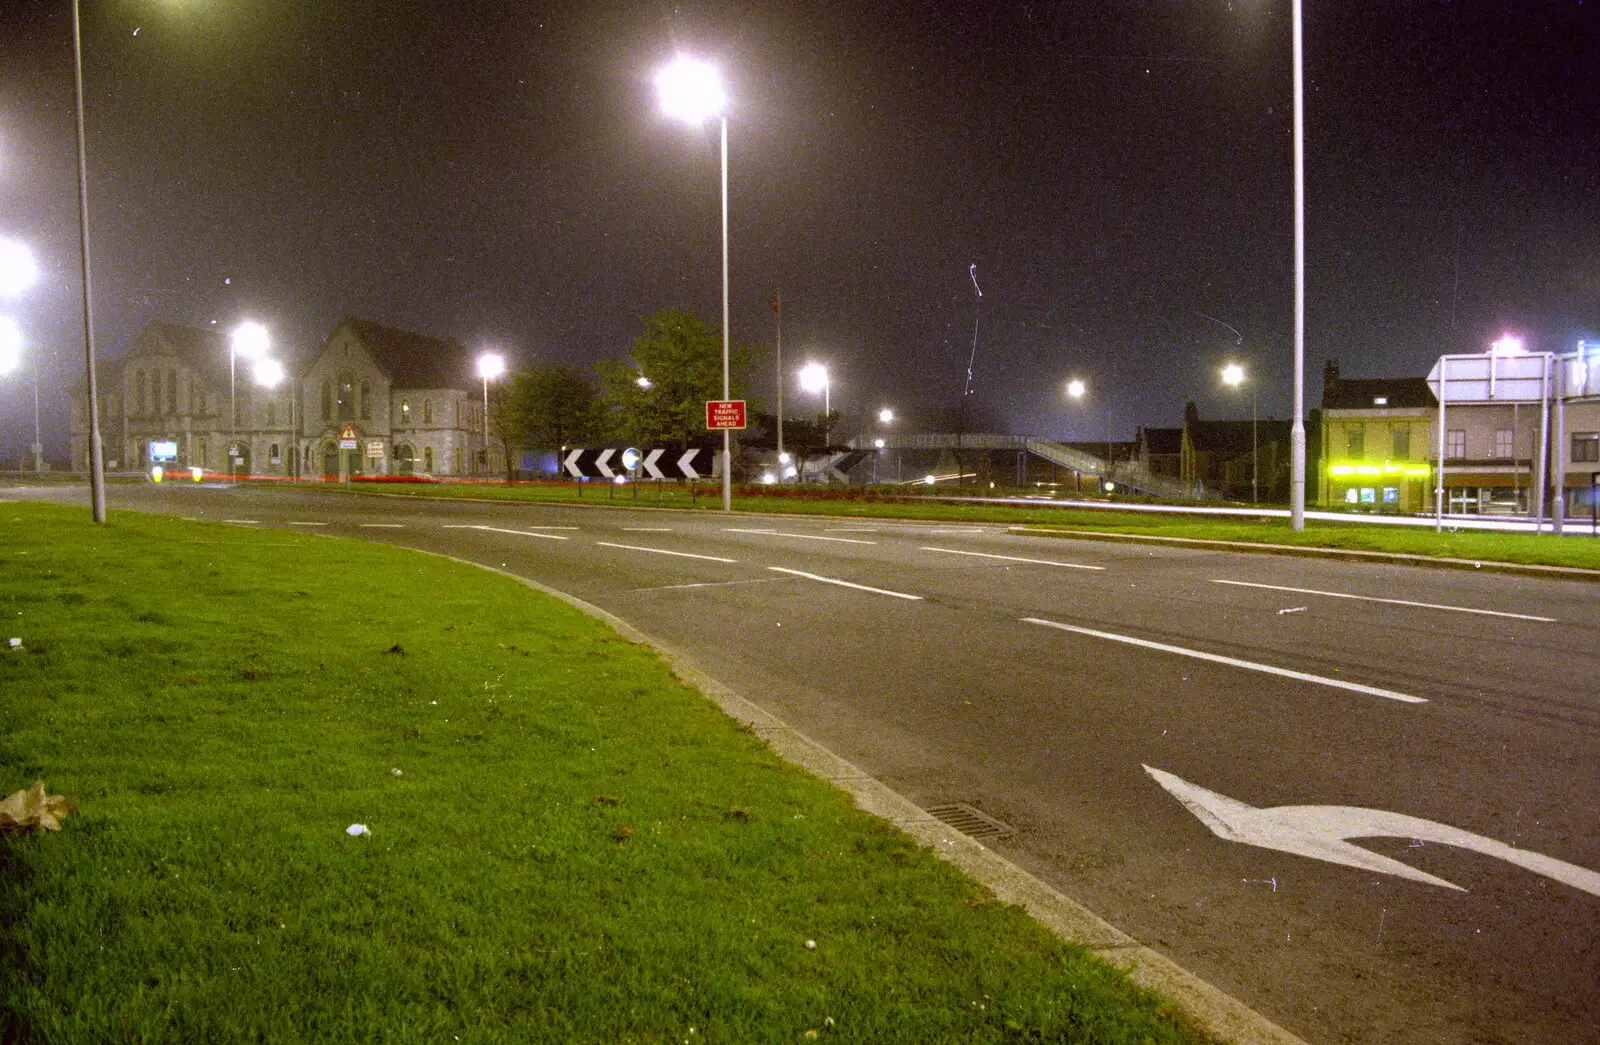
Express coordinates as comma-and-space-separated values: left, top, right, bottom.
454, 525, 569, 541
1146, 766, 1600, 897
921, 546, 1105, 571
628, 577, 787, 594
622, 527, 674, 532
360, 523, 404, 528
1022, 617, 1427, 704
223, 519, 259, 525
768, 567, 922, 600
930, 528, 986, 534
286, 521, 328, 527
725, 527, 877, 545
826, 527, 880, 532
1209, 579, 1555, 622
596, 541, 738, 563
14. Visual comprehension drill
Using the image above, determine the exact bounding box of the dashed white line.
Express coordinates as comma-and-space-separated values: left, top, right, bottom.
725, 527, 876, 545
622, 527, 674, 532
454, 525, 569, 541
921, 546, 1105, 571
826, 527, 880, 532
223, 519, 259, 525
628, 577, 787, 594
768, 567, 922, 600
930, 528, 986, 534
1208, 579, 1556, 622
595, 542, 738, 563
286, 521, 328, 527
1022, 617, 1427, 705
360, 523, 404, 529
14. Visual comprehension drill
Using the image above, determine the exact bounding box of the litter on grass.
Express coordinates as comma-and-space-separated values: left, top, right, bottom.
346, 823, 371, 837
0, 782, 78, 834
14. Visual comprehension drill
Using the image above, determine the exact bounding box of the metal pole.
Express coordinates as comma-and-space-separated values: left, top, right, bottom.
1435, 391, 1447, 533
1535, 354, 1549, 532
482, 375, 490, 477
1289, 0, 1306, 531
1553, 355, 1566, 534
71, 0, 105, 520
1251, 394, 1258, 503
720, 114, 731, 512
775, 291, 783, 471
31, 359, 43, 472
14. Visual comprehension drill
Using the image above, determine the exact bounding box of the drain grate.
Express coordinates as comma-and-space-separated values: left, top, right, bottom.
924, 803, 1015, 841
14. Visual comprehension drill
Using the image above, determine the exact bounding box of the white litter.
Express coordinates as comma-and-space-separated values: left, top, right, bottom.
7, 638, 19, 648
805, 939, 816, 950
391, 768, 403, 777
346, 824, 371, 837
1277, 606, 1307, 615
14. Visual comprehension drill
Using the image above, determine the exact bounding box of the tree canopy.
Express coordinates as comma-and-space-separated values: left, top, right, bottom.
595, 308, 756, 448
499, 364, 604, 454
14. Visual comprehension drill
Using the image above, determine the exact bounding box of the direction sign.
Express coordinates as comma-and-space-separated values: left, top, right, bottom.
706, 399, 746, 430
1426, 353, 1551, 404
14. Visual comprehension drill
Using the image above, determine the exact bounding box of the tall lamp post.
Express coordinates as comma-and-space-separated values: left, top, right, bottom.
656, 55, 733, 512
477, 352, 505, 478
229, 322, 268, 476
1222, 363, 1258, 503
799, 362, 830, 483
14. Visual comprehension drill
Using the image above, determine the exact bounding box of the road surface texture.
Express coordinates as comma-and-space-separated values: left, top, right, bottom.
15, 482, 1598, 1045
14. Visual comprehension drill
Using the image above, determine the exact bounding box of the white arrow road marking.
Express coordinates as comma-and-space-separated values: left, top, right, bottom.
562, 448, 584, 478
768, 567, 922, 600
1209, 579, 1556, 622
1022, 617, 1427, 704
724, 528, 877, 545
677, 449, 702, 479
642, 448, 667, 480
443, 525, 569, 541
595, 541, 738, 563
286, 521, 328, 527
359, 523, 404, 528
922, 546, 1105, 570
594, 448, 616, 478
1145, 766, 1600, 897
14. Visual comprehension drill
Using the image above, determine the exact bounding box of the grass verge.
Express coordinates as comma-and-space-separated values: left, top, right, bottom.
323, 479, 1600, 572
0, 502, 1213, 1044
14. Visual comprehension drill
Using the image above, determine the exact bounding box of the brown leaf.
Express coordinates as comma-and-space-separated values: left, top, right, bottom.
726, 808, 757, 823
612, 825, 634, 841
0, 782, 79, 835
593, 795, 619, 805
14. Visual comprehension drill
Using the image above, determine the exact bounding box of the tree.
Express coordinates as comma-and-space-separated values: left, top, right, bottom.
596, 308, 756, 448
500, 365, 604, 462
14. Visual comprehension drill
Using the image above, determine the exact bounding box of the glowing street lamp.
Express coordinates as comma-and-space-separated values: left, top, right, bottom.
1066, 378, 1086, 400
1490, 334, 1526, 356
0, 239, 39, 299
1222, 362, 1258, 503
0, 317, 20, 375
477, 352, 505, 477
878, 407, 894, 425
656, 55, 733, 511
798, 362, 830, 415
636, 374, 653, 389
228, 321, 270, 472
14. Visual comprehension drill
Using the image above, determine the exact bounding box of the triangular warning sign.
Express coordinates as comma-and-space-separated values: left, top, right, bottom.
339, 425, 358, 440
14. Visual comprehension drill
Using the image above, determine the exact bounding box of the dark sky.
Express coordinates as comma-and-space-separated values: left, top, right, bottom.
2, 0, 1596, 459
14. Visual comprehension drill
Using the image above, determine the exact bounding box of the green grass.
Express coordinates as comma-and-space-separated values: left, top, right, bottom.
324, 479, 1600, 571
0, 503, 1212, 1044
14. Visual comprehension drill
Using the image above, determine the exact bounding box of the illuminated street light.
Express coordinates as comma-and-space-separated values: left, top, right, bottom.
636, 374, 653, 389
0, 239, 39, 298
656, 54, 733, 512
477, 352, 505, 478
0, 317, 19, 375
252, 357, 284, 388
1066, 378, 1086, 399
1490, 334, 1526, 356
228, 321, 270, 471
878, 407, 894, 425
1222, 363, 1258, 503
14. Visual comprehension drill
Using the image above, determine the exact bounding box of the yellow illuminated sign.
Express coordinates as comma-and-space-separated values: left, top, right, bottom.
1327, 460, 1430, 479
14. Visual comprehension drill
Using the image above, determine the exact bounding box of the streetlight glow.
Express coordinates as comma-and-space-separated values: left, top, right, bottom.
636, 374, 653, 389
476, 352, 506, 381
251, 356, 284, 388
1489, 334, 1526, 356
0, 239, 39, 298
1066, 378, 1086, 399
0, 316, 21, 375
798, 362, 828, 394
878, 407, 894, 425
655, 56, 727, 125
231, 321, 269, 361
1221, 363, 1246, 387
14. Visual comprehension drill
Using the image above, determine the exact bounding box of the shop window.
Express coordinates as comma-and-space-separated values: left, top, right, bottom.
1358, 487, 1376, 504
360, 379, 372, 420
1391, 427, 1409, 458
1344, 489, 1358, 504
1494, 429, 1513, 458
1346, 429, 1364, 459
1573, 432, 1600, 463
1447, 430, 1465, 459
1382, 487, 1399, 504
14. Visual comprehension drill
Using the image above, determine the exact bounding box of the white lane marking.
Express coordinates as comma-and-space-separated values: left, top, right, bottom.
921, 546, 1105, 571
1209, 579, 1556, 623
286, 521, 328, 527
768, 567, 922, 600
930, 528, 986, 534
442, 523, 577, 530
360, 523, 404, 529
458, 525, 569, 541
1022, 617, 1427, 705
223, 519, 259, 525
628, 577, 787, 594
622, 527, 674, 532
826, 527, 880, 532
725, 527, 876, 545
1146, 765, 1600, 897
596, 541, 738, 563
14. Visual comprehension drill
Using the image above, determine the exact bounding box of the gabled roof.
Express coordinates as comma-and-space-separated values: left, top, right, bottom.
336, 317, 470, 391
1187, 418, 1292, 455
1322, 376, 1436, 410
1138, 426, 1182, 455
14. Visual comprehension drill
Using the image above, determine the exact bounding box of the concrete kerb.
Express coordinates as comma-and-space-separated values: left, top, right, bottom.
1012, 527, 1600, 582
418, 548, 1309, 1045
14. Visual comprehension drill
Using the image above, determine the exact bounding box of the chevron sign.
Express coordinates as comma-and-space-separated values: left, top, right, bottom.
561, 447, 715, 480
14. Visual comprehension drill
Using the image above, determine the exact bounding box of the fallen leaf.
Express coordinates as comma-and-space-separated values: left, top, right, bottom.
612, 825, 634, 841
0, 782, 79, 834
726, 808, 756, 822
594, 795, 619, 805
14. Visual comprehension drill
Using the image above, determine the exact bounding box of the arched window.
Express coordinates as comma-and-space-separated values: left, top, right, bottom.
337, 371, 356, 420
136, 371, 147, 414
423, 399, 433, 424
400, 400, 412, 425
423, 446, 435, 473
269, 443, 280, 465
454, 446, 463, 474
166, 369, 178, 414
266, 401, 276, 427
396, 443, 415, 476
320, 380, 332, 420
151, 370, 162, 415
360, 380, 372, 420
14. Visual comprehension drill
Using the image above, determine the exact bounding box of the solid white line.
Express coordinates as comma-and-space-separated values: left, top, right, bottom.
930, 528, 986, 533
725, 527, 877, 545
622, 527, 674, 532
921, 546, 1105, 571
768, 567, 922, 600
223, 519, 259, 524
1208, 579, 1556, 622
1022, 617, 1428, 705
286, 521, 328, 527
826, 527, 880, 532
596, 541, 738, 563
467, 525, 569, 541
360, 523, 403, 528
628, 577, 787, 594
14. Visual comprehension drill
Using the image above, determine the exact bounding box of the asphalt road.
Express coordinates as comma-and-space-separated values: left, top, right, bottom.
16, 483, 1600, 1045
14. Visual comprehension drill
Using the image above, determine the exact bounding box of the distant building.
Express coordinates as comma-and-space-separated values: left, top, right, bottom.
1179, 401, 1291, 502
71, 317, 502, 478
1316, 360, 1437, 511
1136, 426, 1182, 479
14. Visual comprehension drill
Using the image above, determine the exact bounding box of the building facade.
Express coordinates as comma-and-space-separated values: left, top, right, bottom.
1317, 361, 1438, 511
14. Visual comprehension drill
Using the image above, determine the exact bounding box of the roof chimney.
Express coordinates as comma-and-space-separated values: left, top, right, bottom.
1323, 358, 1340, 386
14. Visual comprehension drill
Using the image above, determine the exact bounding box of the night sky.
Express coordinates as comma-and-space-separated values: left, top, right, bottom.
2, 0, 1596, 460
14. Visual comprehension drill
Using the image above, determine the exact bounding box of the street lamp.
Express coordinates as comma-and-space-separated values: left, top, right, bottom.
0, 239, 38, 299
1064, 377, 1108, 489
0, 243, 42, 472
477, 352, 505, 478
799, 362, 830, 417
1222, 362, 1258, 503
229, 321, 269, 475
251, 356, 290, 476
656, 55, 733, 512
1066, 378, 1085, 400
878, 407, 894, 425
